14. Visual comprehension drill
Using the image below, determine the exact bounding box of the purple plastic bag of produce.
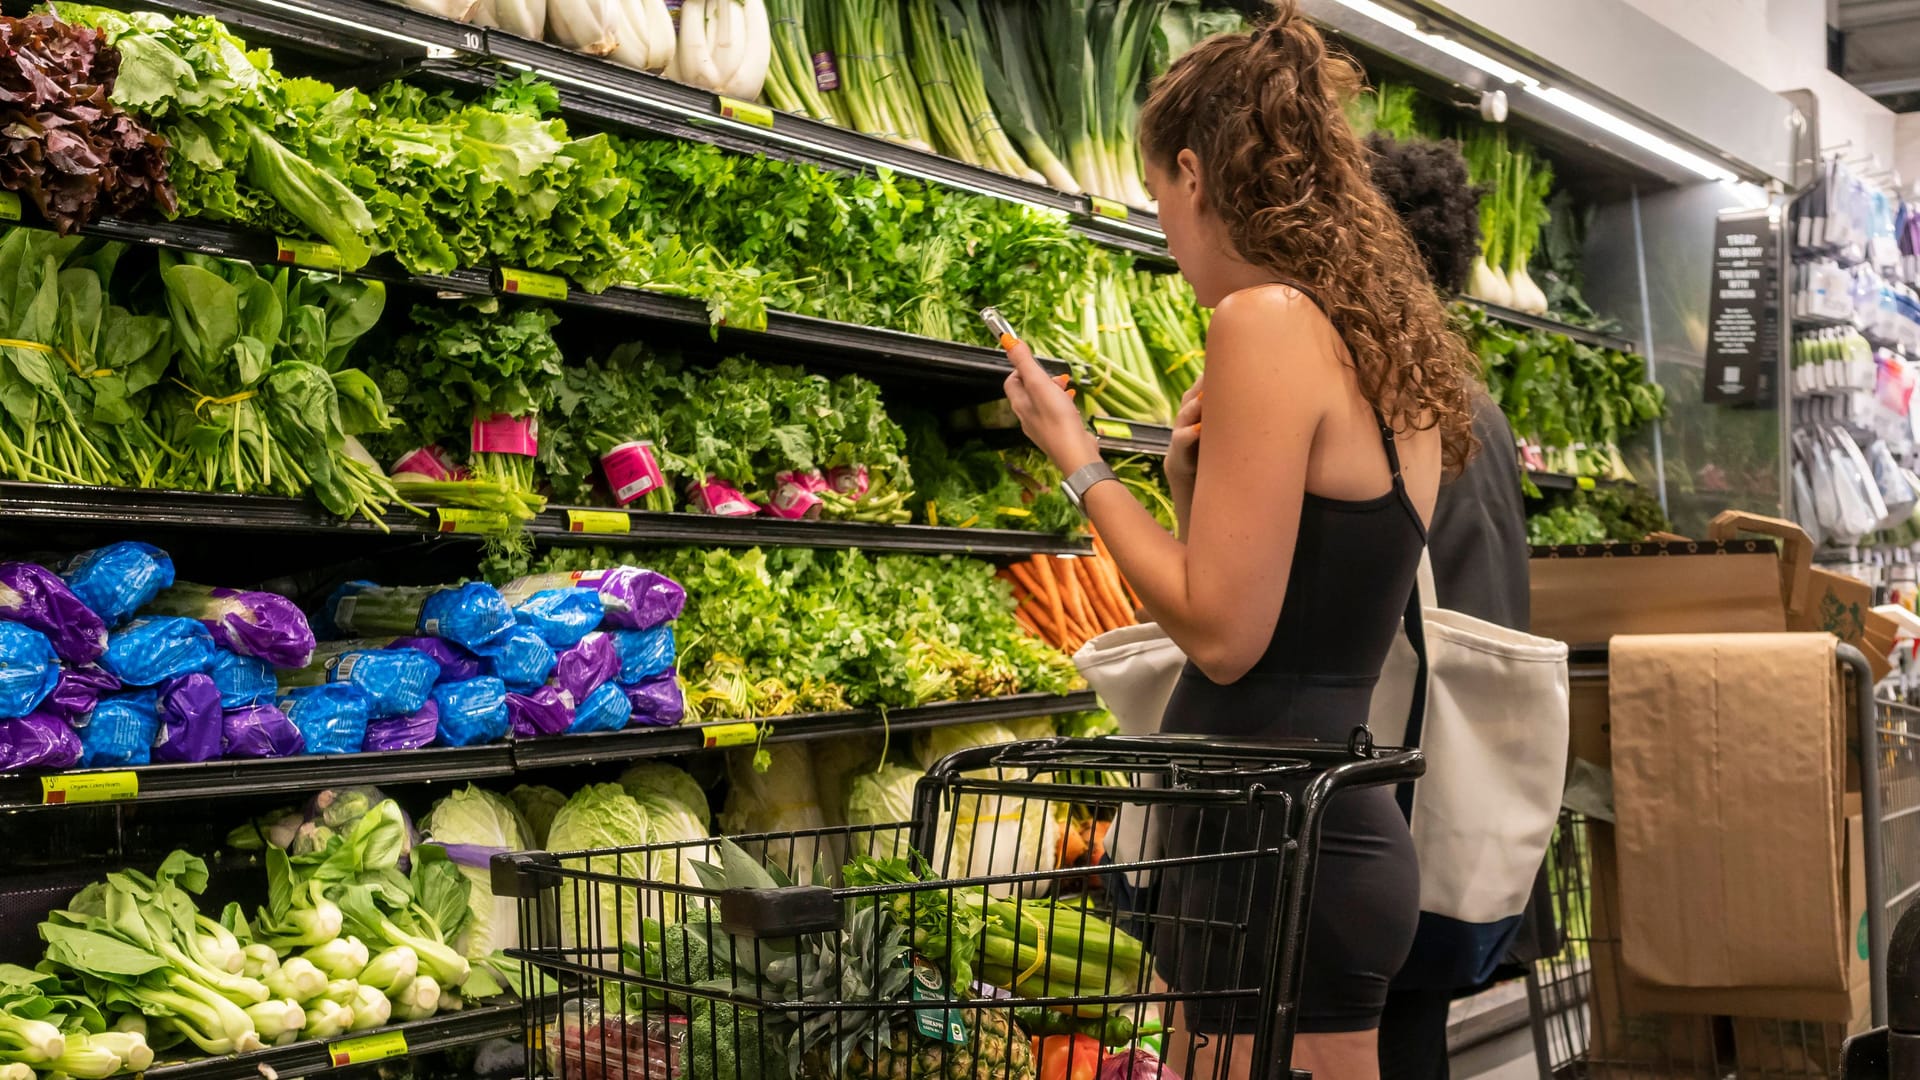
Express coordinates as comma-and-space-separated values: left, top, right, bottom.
279, 684, 372, 755
211, 651, 275, 708
102, 616, 215, 687
365, 699, 438, 752
0, 713, 80, 770
152, 673, 223, 764
624, 674, 685, 727
46, 664, 120, 721
506, 686, 573, 739
479, 624, 556, 690
500, 567, 684, 631
79, 692, 158, 767
568, 681, 632, 734
553, 631, 619, 703
610, 627, 676, 685
0, 621, 60, 720
431, 677, 508, 747
389, 636, 484, 683
149, 585, 315, 669
222, 704, 305, 760
513, 588, 605, 649
0, 561, 107, 665
61, 542, 174, 627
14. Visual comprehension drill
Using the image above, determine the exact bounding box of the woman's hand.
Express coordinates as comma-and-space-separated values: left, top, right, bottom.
1003, 339, 1101, 474
1167, 376, 1202, 506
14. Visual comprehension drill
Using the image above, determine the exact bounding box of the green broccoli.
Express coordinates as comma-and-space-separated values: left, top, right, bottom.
688, 999, 791, 1080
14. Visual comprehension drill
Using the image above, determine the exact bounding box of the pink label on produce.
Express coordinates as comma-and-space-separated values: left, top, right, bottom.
391, 445, 459, 482
764, 472, 823, 519
813, 51, 841, 92
691, 477, 759, 517
472, 413, 538, 457
602, 441, 667, 506
828, 464, 870, 500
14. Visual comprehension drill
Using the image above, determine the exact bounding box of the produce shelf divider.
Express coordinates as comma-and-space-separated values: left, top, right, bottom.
138, 1002, 523, 1080
1093, 419, 1174, 457
1459, 298, 1640, 353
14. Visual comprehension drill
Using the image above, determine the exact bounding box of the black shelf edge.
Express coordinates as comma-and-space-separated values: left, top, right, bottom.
510, 690, 1099, 770
529, 510, 1091, 557
141, 1002, 522, 1080
1094, 420, 1173, 456
0, 746, 518, 811
1457, 299, 1639, 353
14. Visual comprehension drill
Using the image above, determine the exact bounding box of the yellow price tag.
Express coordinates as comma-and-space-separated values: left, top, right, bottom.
275, 237, 345, 271
567, 508, 631, 534
996, 506, 1033, 518
1089, 196, 1130, 222
0, 192, 21, 222
1092, 419, 1134, 440
330, 1030, 409, 1066
1577, 476, 1597, 491
501, 267, 569, 301
437, 508, 510, 535
717, 96, 775, 130
41, 772, 137, 806
701, 722, 758, 748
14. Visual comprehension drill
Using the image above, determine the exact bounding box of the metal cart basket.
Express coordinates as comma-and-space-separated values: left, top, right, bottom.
495, 734, 1422, 1080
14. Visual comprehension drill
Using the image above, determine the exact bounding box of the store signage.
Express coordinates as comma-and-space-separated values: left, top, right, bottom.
500, 267, 568, 300
701, 722, 758, 748
566, 508, 630, 534
1703, 210, 1777, 405
329, 1030, 409, 1066
436, 507, 510, 534
40, 772, 137, 805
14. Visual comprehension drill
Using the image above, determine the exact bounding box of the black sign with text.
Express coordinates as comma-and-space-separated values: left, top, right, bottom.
1704, 210, 1777, 405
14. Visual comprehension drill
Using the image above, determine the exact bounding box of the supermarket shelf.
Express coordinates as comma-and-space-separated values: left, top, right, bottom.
527, 509, 1093, 557
511, 691, 1101, 770
1459, 299, 1639, 353
1525, 470, 1606, 493
141, 1002, 522, 1080
1094, 419, 1173, 456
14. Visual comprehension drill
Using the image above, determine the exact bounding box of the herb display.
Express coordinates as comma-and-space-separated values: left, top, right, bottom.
1527, 483, 1670, 545
904, 415, 1079, 534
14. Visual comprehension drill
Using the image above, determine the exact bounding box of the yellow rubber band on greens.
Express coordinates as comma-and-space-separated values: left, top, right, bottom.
1015, 908, 1050, 987
1165, 349, 1205, 374
0, 337, 110, 377
171, 378, 259, 414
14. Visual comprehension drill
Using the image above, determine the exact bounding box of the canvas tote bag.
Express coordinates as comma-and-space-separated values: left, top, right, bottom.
1369, 552, 1571, 988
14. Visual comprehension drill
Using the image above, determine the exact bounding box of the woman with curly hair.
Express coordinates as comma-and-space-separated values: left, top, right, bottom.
1001, 3, 1480, 1076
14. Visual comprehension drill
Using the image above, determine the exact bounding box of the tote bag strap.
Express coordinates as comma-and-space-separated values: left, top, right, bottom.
1394, 549, 1432, 820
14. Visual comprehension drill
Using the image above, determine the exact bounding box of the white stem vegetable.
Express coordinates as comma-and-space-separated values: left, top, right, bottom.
302, 999, 355, 1040
266, 957, 327, 1003
304, 936, 370, 981
0, 1013, 65, 1063
0, 1063, 33, 1080
1507, 266, 1548, 315
472, 0, 547, 38
1468, 255, 1514, 307
242, 944, 280, 980
720, 0, 771, 101
321, 979, 361, 1006
640, 0, 676, 71
604, 0, 662, 72
549, 0, 621, 54
348, 985, 392, 1031
88, 1033, 153, 1074
360, 946, 419, 997
243, 1000, 307, 1043
707, 0, 748, 91
675, 0, 723, 88
392, 976, 442, 1022
399, 0, 481, 18
49, 1034, 122, 1080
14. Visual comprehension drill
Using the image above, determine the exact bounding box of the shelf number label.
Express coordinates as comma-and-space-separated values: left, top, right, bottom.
0, 192, 20, 222
41, 772, 137, 806
437, 508, 509, 535
1092, 419, 1133, 440
501, 267, 568, 301
330, 1030, 409, 1066
701, 722, 758, 748
566, 508, 630, 534
1576, 477, 1597, 491
717, 96, 775, 130
1089, 196, 1130, 222
275, 237, 345, 271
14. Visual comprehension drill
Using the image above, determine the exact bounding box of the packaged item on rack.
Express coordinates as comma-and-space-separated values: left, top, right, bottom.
60, 541, 174, 626
222, 703, 305, 760
507, 685, 574, 738
610, 626, 676, 684
148, 583, 317, 668
513, 588, 605, 649
278, 684, 373, 755
211, 650, 277, 708
500, 566, 685, 630
624, 672, 684, 726
567, 681, 632, 734
366, 699, 439, 752
152, 673, 223, 764
299, 787, 416, 859
45, 664, 120, 721
292, 644, 441, 718
0, 621, 62, 719
433, 677, 510, 747
389, 636, 486, 683
0, 712, 81, 770
479, 624, 557, 690
101, 615, 215, 687
327, 581, 516, 652
0, 561, 107, 664
548, 1000, 688, 1080
553, 631, 618, 702
78, 692, 159, 767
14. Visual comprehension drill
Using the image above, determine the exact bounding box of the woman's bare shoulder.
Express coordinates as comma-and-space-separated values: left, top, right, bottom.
1208, 284, 1344, 374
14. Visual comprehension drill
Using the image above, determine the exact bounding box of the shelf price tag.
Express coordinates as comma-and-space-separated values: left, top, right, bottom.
1088, 196, 1130, 222
701, 722, 759, 748
330, 1030, 409, 1066
275, 237, 345, 271
567, 508, 631, 534
717, 96, 775, 130
41, 772, 137, 806
437, 508, 510, 535
1092, 419, 1134, 440
501, 267, 569, 301
1577, 476, 1597, 491
0, 192, 20, 222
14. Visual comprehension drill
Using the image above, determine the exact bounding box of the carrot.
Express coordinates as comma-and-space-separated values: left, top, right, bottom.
1092, 536, 1143, 611
1093, 556, 1133, 625
1013, 609, 1043, 638
1033, 556, 1068, 641
1008, 562, 1047, 604
1061, 820, 1091, 866
1056, 558, 1092, 630
1072, 559, 1110, 630
1091, 819, 1112, 864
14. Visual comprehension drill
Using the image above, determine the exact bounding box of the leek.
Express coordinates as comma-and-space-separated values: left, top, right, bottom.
975, 0, 1081, 192
909, 0, 1045, 182
765, 0, 838, 121
830, 0, 935, 149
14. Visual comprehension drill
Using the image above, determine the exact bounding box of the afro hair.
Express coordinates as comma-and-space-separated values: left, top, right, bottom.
1366, 132, 1483, 295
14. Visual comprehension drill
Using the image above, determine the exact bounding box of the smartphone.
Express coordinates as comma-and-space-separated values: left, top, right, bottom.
980, 306, 1019, 349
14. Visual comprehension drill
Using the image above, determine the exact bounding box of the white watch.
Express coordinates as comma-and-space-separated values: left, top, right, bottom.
1062, 461, 1118, 513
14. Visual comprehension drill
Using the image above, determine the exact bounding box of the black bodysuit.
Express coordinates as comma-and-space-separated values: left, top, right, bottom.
1158, 286, 1424, 1034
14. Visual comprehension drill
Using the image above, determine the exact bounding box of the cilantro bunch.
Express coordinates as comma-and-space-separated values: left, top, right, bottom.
903, 415, 1080, 534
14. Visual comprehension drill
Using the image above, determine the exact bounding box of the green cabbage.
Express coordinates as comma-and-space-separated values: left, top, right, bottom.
617, 763, 712, 830
618, 763, 713, 919
809, 735, 882, 830
509, 784, 568, 848
916, 722, 1063, 894
421, 786, 531, 960
720, 745, 825, 883
546, 784, 654, 951
845, 764, 923, 860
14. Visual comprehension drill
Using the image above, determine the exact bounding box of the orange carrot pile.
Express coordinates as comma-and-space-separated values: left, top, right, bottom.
1001, 534, 1142, 654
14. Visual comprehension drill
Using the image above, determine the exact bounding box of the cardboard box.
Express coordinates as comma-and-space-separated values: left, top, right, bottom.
1708, 511, 1897, 680
1530, 538, 1788, 648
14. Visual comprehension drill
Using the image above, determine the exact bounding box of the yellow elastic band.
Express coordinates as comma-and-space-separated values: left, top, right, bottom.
0, 337, 109, 378
1165, 349, 1205, 374
1096, 322, 1136, 333
1015, 908, 1050, 987
172, 378, 258, 414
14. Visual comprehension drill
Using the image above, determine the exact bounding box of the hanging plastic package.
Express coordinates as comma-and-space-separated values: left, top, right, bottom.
278, 684, 373, 755
479, 624, 557, 690
60, 541, 174, 626
553, 631, 619, 702
211, 651, 276, 708
365, 699, 439, 752
45, 664, 120, 722
513, 588, 606, 649
389, 636, 485, 683
78, 692, 159, 767
152, 673, 223, 764
0, 621, 61, 719
148, 584, 316, 668
325, 581, 516, 653
0, 713, 80, 770
101, 616, 216, 687
222, 703, 306, 759
0, 561, 108, 665
499, 566, 685, 630
289, 644, 441, 718
624, 673, 685, 726
507, 686, 574, 738
610, 626, 676, 684
432, 677, 509, 747
568, 681, 631, 734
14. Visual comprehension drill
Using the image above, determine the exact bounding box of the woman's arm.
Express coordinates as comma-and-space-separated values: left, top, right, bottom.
1005, 287, 1332, 684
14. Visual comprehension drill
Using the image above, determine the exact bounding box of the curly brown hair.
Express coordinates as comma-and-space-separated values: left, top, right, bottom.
1139, 1, 1479, 471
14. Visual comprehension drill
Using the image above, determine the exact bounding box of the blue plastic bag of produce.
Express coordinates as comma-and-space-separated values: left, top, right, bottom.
222, 704, 305, 760
419, 583, 516, 651
389, 636, 484, 683
568, 682, 632, 734
513, 588, 605, 649
365, 699, 438, 752
152, 674, 223, 765
326, 581, 515, 653
45, 664, 120, 722
211, 651, 276, 708
0, 561, 107, 665
149, 584, 315, 669
506, 686, 573, 739
553, 631, 618, 702
0, 621, 60, 720
318, 646, 439, 719
500, 566, 684, 630
78, 692, 158, 767
101, 616, 215, 687
0, 713, 80, 770
610, 627, 676, 685
61, 541, 174, 626
624, 673, 685, 727
479, 625, 556, 691
278, 684, 372, 755
432, 677, 508, 747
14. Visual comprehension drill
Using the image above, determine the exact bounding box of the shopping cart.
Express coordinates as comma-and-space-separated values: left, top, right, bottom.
494, 734, 1422, 1080
1525, 644, 1905, 1077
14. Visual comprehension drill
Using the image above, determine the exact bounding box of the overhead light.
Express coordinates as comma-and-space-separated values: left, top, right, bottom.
1524, 85, 1740, 183
1323, 0, 1537, 86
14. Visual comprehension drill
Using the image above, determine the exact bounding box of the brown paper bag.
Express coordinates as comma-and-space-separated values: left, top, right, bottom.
1708, 511, 1896, 679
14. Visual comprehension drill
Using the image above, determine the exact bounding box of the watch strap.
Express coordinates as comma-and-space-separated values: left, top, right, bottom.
1063, 461, 1118, 506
